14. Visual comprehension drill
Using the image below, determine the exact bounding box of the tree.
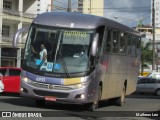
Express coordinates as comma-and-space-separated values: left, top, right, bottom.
140, 41, 152, 76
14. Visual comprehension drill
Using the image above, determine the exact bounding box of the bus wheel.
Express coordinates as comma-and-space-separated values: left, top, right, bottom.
116, 86, 126, 106
155, 89, 160, 96
35, 100, 45, 106
88, 86, 101, 111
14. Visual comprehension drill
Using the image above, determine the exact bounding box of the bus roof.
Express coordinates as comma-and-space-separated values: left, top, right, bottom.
33, 12, 139, 35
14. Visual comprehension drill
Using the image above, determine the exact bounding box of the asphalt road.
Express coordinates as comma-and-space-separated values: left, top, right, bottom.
0, 93, 160, 120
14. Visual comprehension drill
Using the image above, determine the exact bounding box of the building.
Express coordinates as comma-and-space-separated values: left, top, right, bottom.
134, 25, 160, 70
51, 0, 104, 16
135, 25, 160, 46
78, 0, 104, 16
0, 0, 51, 67
152, 0, 160, 28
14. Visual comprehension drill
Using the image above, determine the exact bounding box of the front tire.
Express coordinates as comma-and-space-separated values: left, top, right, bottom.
88, 86, 102, 111
155, 89, 160, 96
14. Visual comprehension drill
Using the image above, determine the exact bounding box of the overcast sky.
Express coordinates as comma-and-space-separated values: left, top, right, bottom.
105, 0, 151, 27
53, 0, 151, 27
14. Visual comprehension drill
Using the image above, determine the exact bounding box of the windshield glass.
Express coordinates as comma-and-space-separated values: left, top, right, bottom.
23, 25, 94, 75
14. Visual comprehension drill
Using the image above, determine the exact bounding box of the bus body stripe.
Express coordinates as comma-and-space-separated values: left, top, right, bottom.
63, 78, 81, 85
25, 71, 63, 85
24, 71, 82, 85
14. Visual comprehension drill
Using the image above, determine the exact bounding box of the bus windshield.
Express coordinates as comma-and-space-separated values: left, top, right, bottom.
23, 25, 94, 75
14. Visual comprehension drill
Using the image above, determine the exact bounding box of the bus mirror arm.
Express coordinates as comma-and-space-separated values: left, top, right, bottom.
12, 27, 29, 48
89, 57, 95, 69
91, 33, 99, 56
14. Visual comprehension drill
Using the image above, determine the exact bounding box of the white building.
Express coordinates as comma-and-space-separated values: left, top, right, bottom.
0, 0, 51, 67
78, 0, 104, 16
152, 0, 160, 27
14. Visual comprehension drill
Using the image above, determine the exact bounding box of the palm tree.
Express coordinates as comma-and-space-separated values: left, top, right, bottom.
140, 41, 152, 76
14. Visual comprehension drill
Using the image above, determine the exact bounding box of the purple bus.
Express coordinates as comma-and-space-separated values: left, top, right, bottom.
13, 12, 141, 111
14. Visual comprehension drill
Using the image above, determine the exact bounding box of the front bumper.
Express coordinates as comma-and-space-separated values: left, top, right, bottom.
20, 80, 95, 104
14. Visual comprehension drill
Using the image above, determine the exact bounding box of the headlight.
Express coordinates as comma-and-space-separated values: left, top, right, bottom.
22, 77, 31, 84
68, 82, 89, 89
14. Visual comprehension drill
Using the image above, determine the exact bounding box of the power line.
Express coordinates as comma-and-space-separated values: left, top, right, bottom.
0, 5, 152, 13
120, 13, 151, 23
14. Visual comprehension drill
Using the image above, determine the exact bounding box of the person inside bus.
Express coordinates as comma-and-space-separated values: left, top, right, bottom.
39, 44, 47, 62
32, 44, 47, 62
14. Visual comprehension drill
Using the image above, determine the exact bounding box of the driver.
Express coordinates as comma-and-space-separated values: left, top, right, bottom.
39, 44, 47, 62
32, 44, 47, 62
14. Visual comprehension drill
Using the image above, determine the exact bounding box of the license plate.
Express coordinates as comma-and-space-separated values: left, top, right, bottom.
45, 96, 57, 101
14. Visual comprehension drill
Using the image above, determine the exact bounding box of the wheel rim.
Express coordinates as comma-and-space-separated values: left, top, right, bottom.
121, 87, 125, 105
156, 90, 160, 96
93, 101, 98, 109
121, 90, 125, 102
90, 86, 101, 111
93, 92, 100, 109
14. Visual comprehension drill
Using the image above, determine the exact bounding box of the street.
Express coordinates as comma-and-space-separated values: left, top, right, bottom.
0, 93, 159, 120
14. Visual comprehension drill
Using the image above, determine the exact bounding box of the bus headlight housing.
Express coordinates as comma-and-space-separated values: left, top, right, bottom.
22, 77, 31, 84
68, 81, 89, 89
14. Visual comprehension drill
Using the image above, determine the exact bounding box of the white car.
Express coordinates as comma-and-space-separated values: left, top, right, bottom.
0, 80, 4, 93
147, 72, 160, 79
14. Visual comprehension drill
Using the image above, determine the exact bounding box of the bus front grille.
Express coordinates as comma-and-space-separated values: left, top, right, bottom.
29, 81, 73, 90
30, 82, 49, 89
33, 89, 69, 98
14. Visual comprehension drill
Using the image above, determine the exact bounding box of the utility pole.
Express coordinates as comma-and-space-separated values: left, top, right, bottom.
67, 0, 72, 12
89, 0, 91, 14
152, 0, 156, 71
51, 0, 54, 11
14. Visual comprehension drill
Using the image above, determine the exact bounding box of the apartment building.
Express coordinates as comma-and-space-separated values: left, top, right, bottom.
78, 0, 104, 16
0, 0, 51, 67
135, 25, 160, 44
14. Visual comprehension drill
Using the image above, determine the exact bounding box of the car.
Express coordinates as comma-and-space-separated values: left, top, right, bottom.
136, 73, 160, 96
0, 67, 21, 93
147, 72, 160, 78
0, 80, 4, 93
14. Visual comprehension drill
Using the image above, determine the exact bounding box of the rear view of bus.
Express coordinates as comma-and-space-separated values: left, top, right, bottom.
13, 12, 141, 111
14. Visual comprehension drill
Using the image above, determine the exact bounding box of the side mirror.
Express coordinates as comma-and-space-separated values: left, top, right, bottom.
12, 27, 29, 48
91, 33, 99, 56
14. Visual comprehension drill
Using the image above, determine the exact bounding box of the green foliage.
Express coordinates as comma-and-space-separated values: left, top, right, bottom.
141, 42, 152, 62
141, 41, 152, 75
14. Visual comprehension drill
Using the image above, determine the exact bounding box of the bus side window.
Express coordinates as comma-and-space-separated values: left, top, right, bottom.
126, 35, 132, 56
131, 36, 136, 56
104, 30, 112, 53
96, 26, 105, 55
112, 31, 119, 53
119, 32, 126, 55
136, 37, 141, 56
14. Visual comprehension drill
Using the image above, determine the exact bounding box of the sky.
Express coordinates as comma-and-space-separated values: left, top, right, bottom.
52, 0, 152, 27
105, 0, 151, 27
